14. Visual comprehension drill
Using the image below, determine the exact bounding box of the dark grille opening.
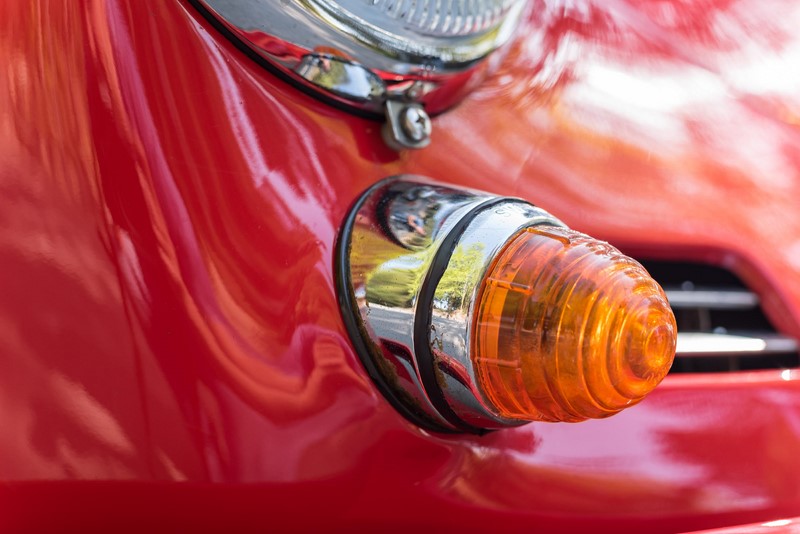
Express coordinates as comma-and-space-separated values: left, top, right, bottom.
637, 260, 800, 373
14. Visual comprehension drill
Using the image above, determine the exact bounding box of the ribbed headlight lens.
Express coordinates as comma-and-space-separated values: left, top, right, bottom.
313, 0, 519, 38
302, 0, 526, 63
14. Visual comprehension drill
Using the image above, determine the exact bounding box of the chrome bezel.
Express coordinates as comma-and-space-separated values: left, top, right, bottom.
301, 0, 526, 65
191, 0, 528, 117
336, 177, 565, 433
428, 202, 565, 428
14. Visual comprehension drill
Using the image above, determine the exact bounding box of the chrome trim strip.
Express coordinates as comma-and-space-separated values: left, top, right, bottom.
676, 332, 799, 357
665, 289, 759, 310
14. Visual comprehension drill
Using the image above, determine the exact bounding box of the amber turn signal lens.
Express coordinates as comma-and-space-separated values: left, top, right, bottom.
472, 226, 676, 422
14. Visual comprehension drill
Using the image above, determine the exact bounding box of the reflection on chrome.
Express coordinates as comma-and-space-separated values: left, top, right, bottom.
191, 0, 528, 148
337, 177, 563, 432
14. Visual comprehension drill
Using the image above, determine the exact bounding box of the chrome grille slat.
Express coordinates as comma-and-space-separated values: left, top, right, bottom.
664, 289, 759, 310
676, 332, 799, 357
637, 260, 800, 373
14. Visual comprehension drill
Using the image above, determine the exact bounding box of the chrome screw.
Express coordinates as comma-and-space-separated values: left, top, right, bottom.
383, 101, 432, 150
400, 106, 432, 143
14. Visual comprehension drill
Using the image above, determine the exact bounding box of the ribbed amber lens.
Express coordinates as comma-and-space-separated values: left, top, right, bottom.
472, 226, 676, 422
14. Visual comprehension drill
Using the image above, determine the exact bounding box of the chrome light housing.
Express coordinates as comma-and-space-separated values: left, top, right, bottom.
337, 177, 677, 433
192, 0, 528, 148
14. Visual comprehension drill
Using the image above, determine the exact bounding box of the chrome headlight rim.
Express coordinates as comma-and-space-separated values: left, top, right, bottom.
299, 0, 528, 68
189, 0, 529, 118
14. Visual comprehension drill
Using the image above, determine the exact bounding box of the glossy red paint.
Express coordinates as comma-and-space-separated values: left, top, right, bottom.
691, 516, 800, 533
2, 0, 800, 531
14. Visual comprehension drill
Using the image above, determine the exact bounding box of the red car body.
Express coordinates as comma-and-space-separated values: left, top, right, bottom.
2, 0, 800, 531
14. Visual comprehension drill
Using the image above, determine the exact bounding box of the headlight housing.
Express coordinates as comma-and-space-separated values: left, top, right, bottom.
192, 0, 528, 147
300, 0, 526, 66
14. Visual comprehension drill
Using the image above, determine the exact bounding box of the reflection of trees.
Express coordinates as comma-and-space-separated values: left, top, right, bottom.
299, 56, 348, 90
364, 243, 485, 309
365, 256, 425, 308
435, 243, 485, 311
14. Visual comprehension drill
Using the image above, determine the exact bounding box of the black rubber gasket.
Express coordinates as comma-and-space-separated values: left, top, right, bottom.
335, 181, 458, 433
336, 181, 513, 434
411, 198, 509, 435
186, 0, 384, 121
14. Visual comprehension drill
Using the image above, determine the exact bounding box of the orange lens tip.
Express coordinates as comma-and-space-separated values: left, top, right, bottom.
472, 226, 676, 422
